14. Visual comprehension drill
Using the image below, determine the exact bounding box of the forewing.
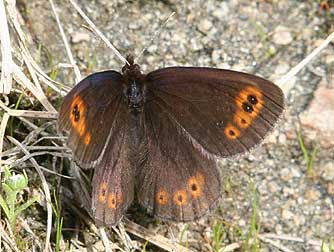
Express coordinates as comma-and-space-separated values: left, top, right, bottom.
137, 101, 222, 222
58, 71, 124, 168
144, 67, 285, 158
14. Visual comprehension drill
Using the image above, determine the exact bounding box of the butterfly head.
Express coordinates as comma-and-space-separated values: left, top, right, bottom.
121, 55, 145, 110
122, 55, 142, 80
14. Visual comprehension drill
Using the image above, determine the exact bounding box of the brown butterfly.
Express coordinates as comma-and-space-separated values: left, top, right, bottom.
58, 55, 284, 225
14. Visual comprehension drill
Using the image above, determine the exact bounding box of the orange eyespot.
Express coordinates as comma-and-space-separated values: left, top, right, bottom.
234, 110, 251, 129
107, 192, 123, 209
107, 193, 117, 209
224, 123, 240, 140
156, 189, 169, 205
173, 190, 188, 206
237, 86, 263, 113
84, 132, 91, 145
70, 95, 87, 136
239, 86, 263, 101
98, 182, 108, 203
188, 176, 202, 198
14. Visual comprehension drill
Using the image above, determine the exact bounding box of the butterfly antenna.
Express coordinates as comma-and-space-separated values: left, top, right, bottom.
135, 12, 176, 62
69, 0, 129, 66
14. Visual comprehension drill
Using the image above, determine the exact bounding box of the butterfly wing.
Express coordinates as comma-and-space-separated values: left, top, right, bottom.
137, 67, 284, 221
58, 71, 124, 168
91, 102, 137, 226
137, 101, 222, 221
144, 67, 285, 159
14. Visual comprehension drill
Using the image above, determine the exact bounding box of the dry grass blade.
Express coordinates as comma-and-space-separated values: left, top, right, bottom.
0, 224, 20, 252
258, 236, 296, 252
69, 0, 129, 66
123, 219, 194, 252
0, 112, 10, 252
49, 0, 81, 83
277, 31, 334, 93
259, 233, 323, 248
17, 217, 42, 250
6, 0, 67, 95
0, 113, 10, 167
0, 0, 13, 94
99, 227, 114, 252
7, 136, 52, 252
11, 64, 57, 113
0, 101, 58, 118
221, 243, 240, 252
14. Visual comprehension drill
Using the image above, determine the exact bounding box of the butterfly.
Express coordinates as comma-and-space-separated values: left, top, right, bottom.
58, 55, 284, 225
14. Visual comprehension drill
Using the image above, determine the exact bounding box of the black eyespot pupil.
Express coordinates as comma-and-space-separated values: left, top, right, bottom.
241, 118, 247, 124
72, 105, 80, 121
229, 130, 235, 136
191, 184, 197, 191
178, 195, 183, 202
242, 102, 253, 113
101, 189, 106, 196
248, 95, 258, 105
112, 199, 115, 204
159, 195, 164, 200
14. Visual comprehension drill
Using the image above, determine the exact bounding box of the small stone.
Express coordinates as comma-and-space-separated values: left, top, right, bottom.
147, 44, 158, 54
128, 22, 140, 29
304, 188, 320, 201
272, 26, 293, 45
197, 19, 213, 34
278, 133, 287, 144
321, 162, 334, 181
211, 49, 222, 65
283, 187, 294, 197
268, 181, 279, 193
71, 32, 90, 43
238, 219, 246, 227
280, 167, 293, 181
293, 214, 305, 226
281, 209, 294, 220
212, 2, 229, 19
275, 63, 290, 75
327, 182, 334, 195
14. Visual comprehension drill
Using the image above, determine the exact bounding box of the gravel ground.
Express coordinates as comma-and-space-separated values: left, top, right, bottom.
9, 0, 334, 251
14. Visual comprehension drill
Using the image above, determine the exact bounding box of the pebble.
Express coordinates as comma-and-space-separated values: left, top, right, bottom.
71, 32, 90, 43
211, 49, 222, 65
321, 162, 334, 181
197, 19, 213, 34
278, 133, 287, 145
280, 167, 293, 181
274, 63, 290, 75
304, 188, 321, 201
281, 208, 294, 220
272, 25, 293, 45
283, 187, 294, 197
212, 2, 229, 19
327, 182, 334, 195
268, 181, 280, 193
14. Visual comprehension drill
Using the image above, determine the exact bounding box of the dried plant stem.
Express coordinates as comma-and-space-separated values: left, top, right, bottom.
69, 0, 129, 66
123, 219, 193, 252
49, 0, 81, 83
277, 31, 334, 91
0, 0, 13, 94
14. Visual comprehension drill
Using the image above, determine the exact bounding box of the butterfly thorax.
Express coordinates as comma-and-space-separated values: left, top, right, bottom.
122, 56, 146, 111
